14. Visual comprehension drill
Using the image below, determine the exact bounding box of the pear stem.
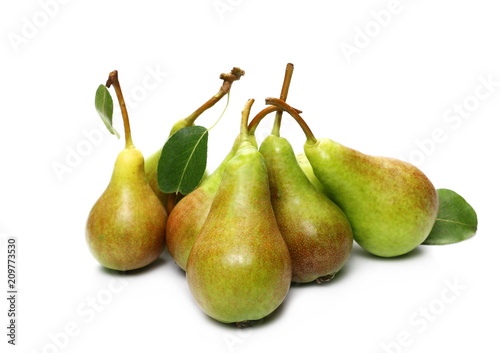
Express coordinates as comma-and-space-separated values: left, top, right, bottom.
240, 99, 255, 139
184, 67, 245, 126
106, 70, 134, 148
265, 97, 317, 143
272, 63, 294, 137
248, 106, 280, 135
248, 105, 302, 136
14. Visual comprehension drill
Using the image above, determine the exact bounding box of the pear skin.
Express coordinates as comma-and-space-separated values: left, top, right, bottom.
296, 152, 326, 194
144, 148, 170, 208
304, 138, 439, 257
260, 135, 353, 283
166, 137, 239, 271
186, 141, 292, 324
86, 147, 167, 271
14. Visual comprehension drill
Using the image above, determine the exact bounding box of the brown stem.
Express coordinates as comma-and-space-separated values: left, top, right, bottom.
265, 97, 317, 143
248, 106, 280, 135
106, 70, 133, 148
272, 63, 294, 136
185, 67, 245, 125
248, 105, 302, 136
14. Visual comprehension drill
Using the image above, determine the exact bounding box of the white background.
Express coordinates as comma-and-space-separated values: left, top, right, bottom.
1, 1, 499, 352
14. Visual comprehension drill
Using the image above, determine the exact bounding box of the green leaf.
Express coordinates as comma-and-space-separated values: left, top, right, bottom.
157, 126, 208, 195
95, 84, 120, 138
422, 189, 478, 245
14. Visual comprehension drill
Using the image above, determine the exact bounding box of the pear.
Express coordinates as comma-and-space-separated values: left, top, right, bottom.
186, 100, 292, 324
265, 97, 439, 258
259, 134, 353, 283
144, 148, 170, 208
166, 131, 259, 271
165, 137, 239, 271
304, 139, 439, 257
144, 68, 244, 213
296, 152, 326, 194
86, 71, 167, 271
86, 148, 167, 271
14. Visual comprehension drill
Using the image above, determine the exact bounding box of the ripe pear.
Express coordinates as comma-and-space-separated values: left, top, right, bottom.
165, 137, 239, 271
296, 152, 326, 194
166, 132, 259, 271
263, 97, 439, 258
186, 100, 291, 324
304, 138, 439, 257
86, 147, 167, 271
260, 134, 353, 283
144, 148, 169, 207
166, 128, 257, 271
86, 70, 167, 271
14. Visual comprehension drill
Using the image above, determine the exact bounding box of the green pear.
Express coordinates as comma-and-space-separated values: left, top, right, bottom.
86, 147, 167, 271
304, 138, 439, 257
260, 134, 353, 283
263, 97, 439, 258
165, 137, 239, 271
296, 152, 326, 194
186, 100, 291, 324
86, 71, 167, 271
166, 132, 259, 271
144, 148, 169, 207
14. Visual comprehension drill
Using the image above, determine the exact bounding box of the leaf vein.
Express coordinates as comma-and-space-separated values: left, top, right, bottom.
436, 218, 476, 229
176, 129, 207, 194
